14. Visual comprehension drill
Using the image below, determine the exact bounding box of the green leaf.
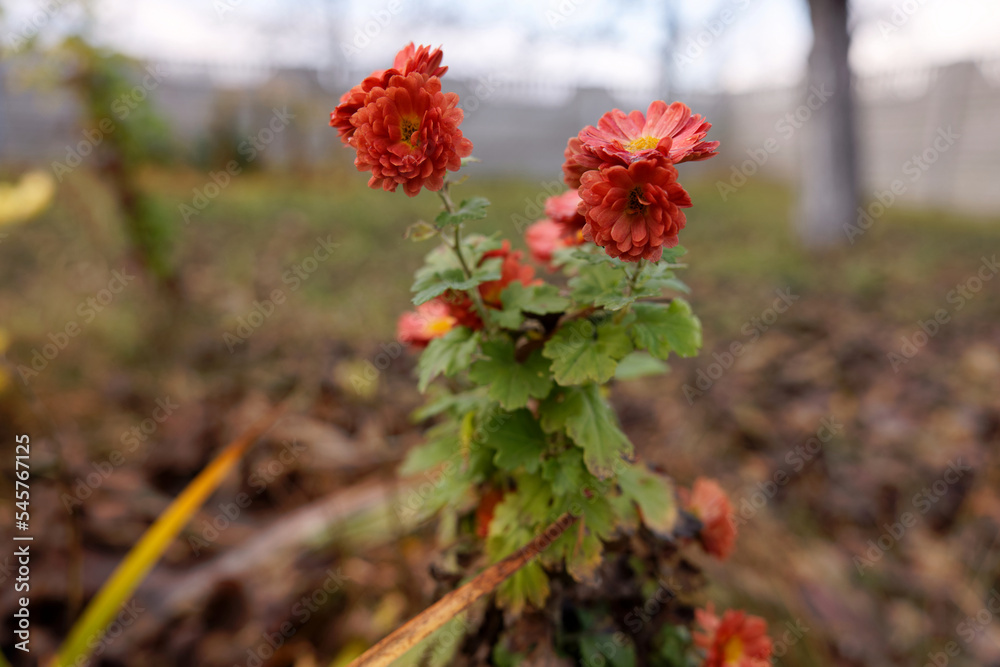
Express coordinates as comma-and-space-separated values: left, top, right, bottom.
660, 298, 702, 357
435, 196, 490, 226
614, 352, 669, 380
543, 320, 633, 386
492, 283, 570, 330
399, 422, 459, 475
469, 341, 553, 410
618, 464, 678, 536
496, 560, 550, 617
540, 384, 633, 479
411, 387, 488, 421
417, 327, 480, 392
404, 220, 439, 242
629, 300, 701, 359
569, 263, 632, 310
500, 282, 571, 315
411, 258, 501, 305
542, 448, 590, 497
580, 634, 636, 667
484, 409, 548, 473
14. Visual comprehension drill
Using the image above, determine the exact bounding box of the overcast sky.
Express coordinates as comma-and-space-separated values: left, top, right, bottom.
2, 0, 998, 92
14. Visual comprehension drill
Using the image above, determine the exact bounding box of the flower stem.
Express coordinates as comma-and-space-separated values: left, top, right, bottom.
437, 184, 492, 329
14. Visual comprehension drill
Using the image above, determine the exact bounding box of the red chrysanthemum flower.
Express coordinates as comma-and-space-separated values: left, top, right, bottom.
544, 190, 586, 233
578, 159, 692, 262
694, 604, 773, 667
562, 136, 602, 189
392, 42, 447, 78
682, 477, 737, 560
351, 72, 473, 197
525, 219, 566, 265
563, 101, 718, 188
397, 298, 456, 348
525, 219, 585, 266
330, 42, 448, 143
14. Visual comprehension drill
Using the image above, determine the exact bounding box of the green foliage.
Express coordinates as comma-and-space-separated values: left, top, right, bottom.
543, 320, 633, 385
436, 196, 491, 226
469, 341, 553, 409
417, 327, 480, 392
540, 384, 633, 479
403, 178, 707, 627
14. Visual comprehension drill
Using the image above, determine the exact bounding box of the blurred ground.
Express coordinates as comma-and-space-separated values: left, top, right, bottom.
1, 167, 999, 666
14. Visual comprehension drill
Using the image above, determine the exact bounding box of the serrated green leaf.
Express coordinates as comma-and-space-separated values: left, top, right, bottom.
411, 257, 502, 305
539, 385, 633, 479
614, 352, 670, 380
496, 560, 550, 617
417, 327, 480, 392
399, 422, 459, 475
629, 303, 675, 360
469, 341, 554, 410
629, 299, 701, 359
660, 298, 702, 357
542, 448, 590, 497
500, 282, 571, 315
484, 408, 548, 473
569, 263, 632, 310
543, 320, 633, 386
435, 196, 490, 226
618, 464, 678, 536
411, 387, 489, 422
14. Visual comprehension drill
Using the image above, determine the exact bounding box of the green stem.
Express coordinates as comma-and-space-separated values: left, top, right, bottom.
436, 185, 492, 330
614, 259, 646, 324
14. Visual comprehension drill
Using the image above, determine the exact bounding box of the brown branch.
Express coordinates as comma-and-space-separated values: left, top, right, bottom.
347, 512, 579, 667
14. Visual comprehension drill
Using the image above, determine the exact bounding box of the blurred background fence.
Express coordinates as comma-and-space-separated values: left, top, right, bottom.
3, 54, 1000, 213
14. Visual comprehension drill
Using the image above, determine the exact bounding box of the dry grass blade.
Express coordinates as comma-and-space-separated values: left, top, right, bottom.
347, 512, 578, 667
52, 403, 286, 667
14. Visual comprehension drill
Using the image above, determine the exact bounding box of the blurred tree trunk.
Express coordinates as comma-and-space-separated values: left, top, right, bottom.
798, 0, 859, 248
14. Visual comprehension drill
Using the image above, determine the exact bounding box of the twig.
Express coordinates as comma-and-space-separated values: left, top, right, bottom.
347, 513, 578, 667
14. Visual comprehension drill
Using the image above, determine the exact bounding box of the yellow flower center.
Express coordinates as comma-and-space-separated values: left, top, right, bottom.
624, 135, 659, 152
400, 116, 421, 148
723, 636, 745, 663
425, 317, 454, 337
